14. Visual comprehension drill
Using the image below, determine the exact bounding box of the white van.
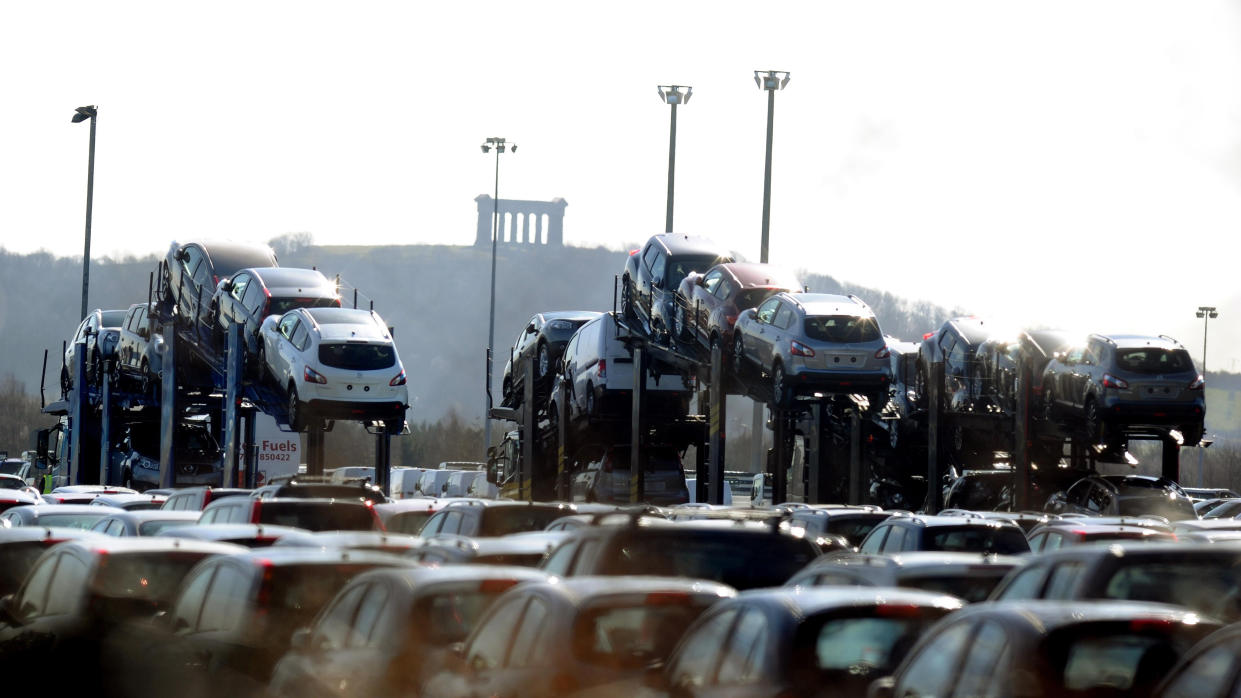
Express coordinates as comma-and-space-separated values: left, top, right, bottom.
685, 477, 734, 505
442, 470, 486, 498
552, 313, 693, 426
390, 467, 430, 500
415, 470, 455, 498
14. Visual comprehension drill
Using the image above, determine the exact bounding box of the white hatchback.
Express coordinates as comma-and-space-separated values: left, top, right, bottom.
259, 307, 408, 432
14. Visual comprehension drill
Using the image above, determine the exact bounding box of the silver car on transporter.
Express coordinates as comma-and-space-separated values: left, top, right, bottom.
732, 292, 891, 409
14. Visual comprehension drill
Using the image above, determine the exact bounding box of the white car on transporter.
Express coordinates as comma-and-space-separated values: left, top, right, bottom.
259, 307, 408, 433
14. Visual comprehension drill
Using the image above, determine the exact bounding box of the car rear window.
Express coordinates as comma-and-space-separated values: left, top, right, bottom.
267, 563, 387, 622
269, 297, 340, 315
604, 532, 818, 589
32, 513, 110, 530
1057, 632, 1183, 693
318, 343, 396, 370
824, 517, 886, 546
900, 572, 1011, 603
926, 526, 1030, 555
386, 511, 433, 535
416, 590, 512, 645
138, 519, 196, 536
810, 611, 947, 676
479, 507, 570, 537
804, 316, 881, 344
1114, 348, 1194, 374
101, 310, 128, 327
573, 601, 713, 668
0, 542, 54, 594
94, 552, 215, 603
259, 502, 375, 531
1101, 560, 1241, 620
1116, 496, 1196, 521
736, 288, 783, 310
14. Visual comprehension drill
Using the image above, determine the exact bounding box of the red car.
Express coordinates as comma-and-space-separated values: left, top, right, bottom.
674, 262, 801, 352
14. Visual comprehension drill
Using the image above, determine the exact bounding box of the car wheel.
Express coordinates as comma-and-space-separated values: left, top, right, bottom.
586, 384, 597, 418
889, 423, 900, 449
288, 385, 304, 432
1043, 388, 1056, 422
384, 418, 403, 434
537, 342, 550, 379
772, 362, 788, 407
621, 277, 635, 322
1083, 397, 1102, 444
548, 403, 560, 436
1182, 423, 1204, 445
733, 333, 746, 370
123, 470, 134, 490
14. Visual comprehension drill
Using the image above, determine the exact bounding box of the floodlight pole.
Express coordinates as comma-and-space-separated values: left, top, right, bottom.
658, 85, 691, 233
1195, 305, 1218, 487
73, 105, 98, 321
482, 137, 513, 456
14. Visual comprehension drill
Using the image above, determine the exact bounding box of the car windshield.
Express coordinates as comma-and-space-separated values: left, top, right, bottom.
479, 507, 569, 537
387, 511, 433, 535
138, 519, 197, 536
0, 462, 25, 476
1114, 348, 1194, 374
926, 526, 1029, 554
318, 343, 396, 370
268, 563, 388, 625
573, 601, 713, 668
1101, 559, 1241, 620
32, 513, 110, 529
605, 532, 817, 590
804, 316, 881, 343
736, 288, 784, 310
101, 310, 128, 327
259, 502, 375, 531
667, 256, 724, 289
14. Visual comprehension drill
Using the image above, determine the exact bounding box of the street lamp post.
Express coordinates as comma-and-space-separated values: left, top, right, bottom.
754, 70, 789, 264
752, 71, 789, 471
482, 136, 515, 455
1195, 305, 1218, 486
72, 105, 98, 321
657, 85, 692, 233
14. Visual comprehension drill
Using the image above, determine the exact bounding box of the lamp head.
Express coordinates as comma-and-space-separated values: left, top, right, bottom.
753, 71, 790, 91
481, 144, 490, 153
72, 105, 97, 123
657, 85, 692, 105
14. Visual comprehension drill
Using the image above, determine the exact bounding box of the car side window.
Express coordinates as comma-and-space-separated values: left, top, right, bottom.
230, 274, 249, 302
44, 553, 89, 616
279, 314, 299, 340
1159, 637, 1241, 698
1065, 347, 1086, 365
506, 597, 550, 667
571, 538, 604, 575
17, 553, 60, 618
715, 609, 770, 685
642, 244, 659, 272
881, 526, 908, 553
756, 298, 780, 325
996, 564, 1048, 600
316, 582, 367, 649
199, 565, 251, 632
421, 511, 445, 535
171, 566, 215, 633
1027, 532, 1045, 552
953, 621, 1011, 697
542, 540, 579, 577
1043, 561, 1085, 600
772, 303, 794, 330
291, 323, 310, 351
714, 278, 735, 300
668, 608, 738, 690
467, 597, 528, 671
352, 582, 390, 647
701, 270, 723, 295
183, 247, 203, 278
895, 619, 974, 697
241, 280, 263, 315
439, 510, 463, 535
859, 525, 890, 554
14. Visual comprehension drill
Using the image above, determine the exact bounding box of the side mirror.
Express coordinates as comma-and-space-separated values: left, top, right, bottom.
642, 663, 668, 690
526, 322, 537, 334
742, 308, 758, 321
175, 249, 190, 262
868, 676, 896, 698
695, 276, 705, 287
221, 280, 234, 293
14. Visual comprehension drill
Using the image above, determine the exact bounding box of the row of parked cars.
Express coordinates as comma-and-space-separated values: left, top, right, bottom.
7, 473, 1241, 695
62, 240, 409, 437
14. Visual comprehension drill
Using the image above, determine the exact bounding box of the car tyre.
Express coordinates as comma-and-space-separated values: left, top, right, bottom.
1083, 397, 1103, 444
1182, 423, 1205, 446
733, 333, 746, 373
288, 385, 304, 432
772, 362, 788, 408
621, 277, 635, 322
537, 342, 550, 379
1043, 388, 1056, 422
586, 384, 597, 419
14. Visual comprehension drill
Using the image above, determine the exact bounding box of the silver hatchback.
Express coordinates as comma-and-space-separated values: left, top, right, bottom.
733, 292, 891, 408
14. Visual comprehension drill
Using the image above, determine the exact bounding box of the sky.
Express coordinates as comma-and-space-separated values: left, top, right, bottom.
2, 0, 1240, 373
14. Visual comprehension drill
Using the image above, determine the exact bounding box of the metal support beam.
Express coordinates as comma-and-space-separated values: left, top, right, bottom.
926, 360, 944, 513
1014, 354, 1032, 511
771, 409, 791, 504
556, 378, 570, 500
158, 323, 177, 490
849, 409, 862, 505
222, 323, 244, 488
375, 431, 391, 496
630, 347, 647, 504
521, 356, 535, 501
1162, 438, 1180, 482
68, 341, 89, 486
98, 360, 113, 486
806, 403, 822, 504
243, 411, 257, 488
306, 429, 325, 477
707, 341, 726, 505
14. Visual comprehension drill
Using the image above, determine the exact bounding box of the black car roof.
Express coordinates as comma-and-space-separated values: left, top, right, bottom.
187, 241, 278, 276
650, 233, 733, 258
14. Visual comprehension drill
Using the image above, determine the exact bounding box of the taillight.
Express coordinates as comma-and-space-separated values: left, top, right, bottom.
875, 604, 923, 618
368, 500, 385, 531
922, 331, 935, 340
1102, 374, 1129, 389
255, 559, 274, 612
304, 366, 327, 384
875, 346, 890, 359
251, 499, 263, 524
596, 359, 607, 379
790, 340, 815, 357
390, 369, 406, 386
1130, 618, 1175, 632
1189, 375, 1204, 390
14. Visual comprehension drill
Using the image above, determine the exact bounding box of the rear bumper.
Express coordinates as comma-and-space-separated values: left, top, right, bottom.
787, 369, 890, 395
306, 399, 408, 422
1100, 399, 1205, 426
